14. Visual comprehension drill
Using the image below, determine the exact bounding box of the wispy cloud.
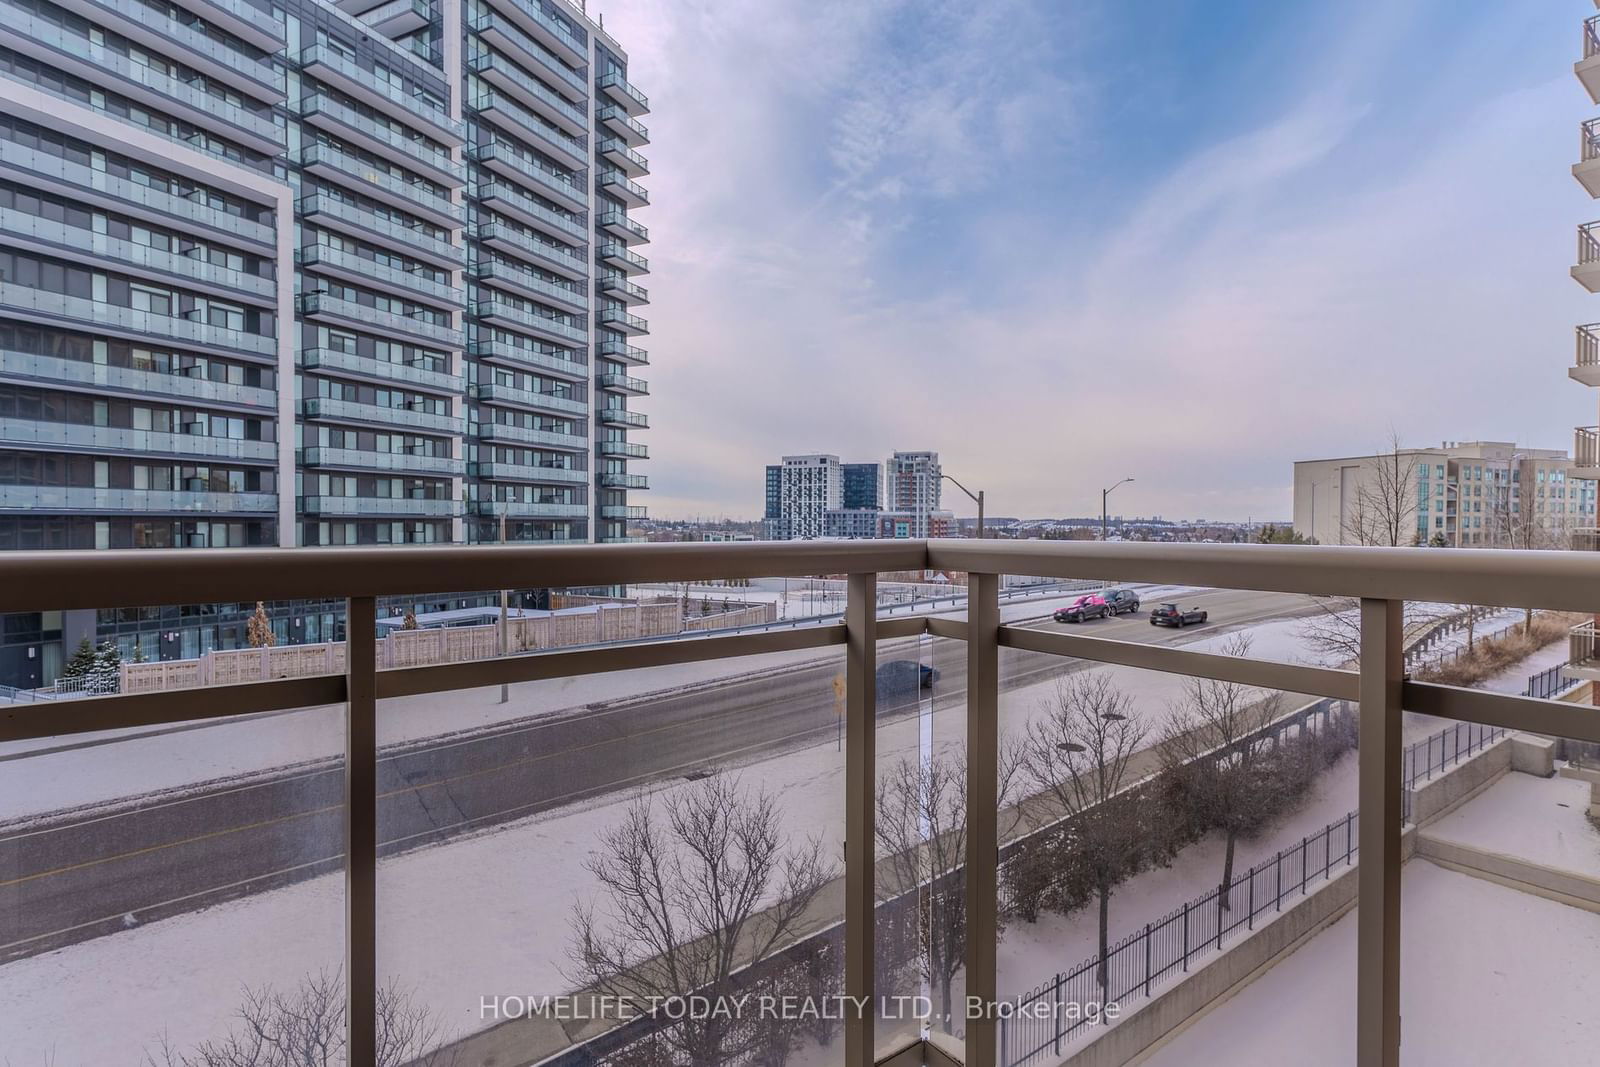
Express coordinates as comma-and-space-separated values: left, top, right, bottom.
592, 0, 1589, 521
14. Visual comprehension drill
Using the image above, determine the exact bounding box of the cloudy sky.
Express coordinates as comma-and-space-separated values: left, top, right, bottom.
590, 0, 1594, 522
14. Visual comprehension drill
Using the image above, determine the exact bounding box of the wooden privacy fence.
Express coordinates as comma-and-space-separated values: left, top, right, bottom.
118, 600, 777, 694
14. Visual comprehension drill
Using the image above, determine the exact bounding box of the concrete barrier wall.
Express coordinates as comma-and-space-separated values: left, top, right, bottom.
1407, 735, 1511, 827
1415, 836, 1600, 914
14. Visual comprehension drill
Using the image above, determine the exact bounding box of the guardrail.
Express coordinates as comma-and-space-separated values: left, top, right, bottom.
5, 540, 1600, 1067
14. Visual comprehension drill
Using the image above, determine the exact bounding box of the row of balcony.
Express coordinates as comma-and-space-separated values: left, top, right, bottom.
468, 51, 587, 137
473, 499, 588, 519
472, 219, 587, 280
299, 193, 462, 270
0, 4, 281, 152
301, 143, 463, 228
302, 395, 462, 435
597, 210, 648, 244
0, 485, 277, 513
599, 274, 648, 305
302, 495, 458, 518
469, 339, 587, 381
471, 142, 587, 213
298, 244, 461, 310
596, 71, 648, 116
0, 209, 276, 303
0, 416, 277, 461
597, 307, 648, 335
0, 144, 275, 250
473, 381, 587, 417
471, 92, 588, 169
0, 350, 276, 410
598, 139, 649, 177
596, 105, 648, 147
56, 0, 283, 102
301, 445, 464, 477
469, 12, 586, 103
597, 171, 649, 208
300, 94, 462, 188
477, 421, 587, 451
475, 298, 587, 345
475, 173, 587, 244
600, 243, 648, 274
471, 260, 588, 311
0, 283, 276, 356
298, 43, 463, 145
298, 292, 463, 349
470, 461, 588, 485
301, 347, 459, 396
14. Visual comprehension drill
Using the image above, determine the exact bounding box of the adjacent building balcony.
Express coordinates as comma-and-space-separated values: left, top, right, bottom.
599, 243, 649, 274
1580, 13, 1600, 105
598, 275, 649, 306
476, 173, 589, 242
473, 499, 588, 520
175, 0, 284, 51
597, 210, 649, 244
0, 284, 275, 357
475, 299, 587, 345
0, 145, 274, 250
596, 339, 648, 366
1575, 425, 1600, 480
0, 417, 277, 461
471, 92, 588, 169
481, 0, 586, 66
473, 381, 587, 417
596, 105, 649, 146
472, 261, 588, 311
297, 193, 462, 270
298, 293, 462, 349
597, 171, 649, 208
597, 373, 648, 396
301, 348, 460, 396
470, 461, 588, 485
1574, 221, 1600, 292
469, 339, 587, 381
0, 5, 281, 152
0, 351, 276, 410
598, 504, 646, 520
350, 0, 430, 37
596, 307, 648, 335
297, 43, 465, 144
468, 12, 587, 103
1564, 619, 1600, 682
301, 144, 463, 228
597, 471, 648, 489
301, 445, 464, 476
598, 140, 649, 177
477, 421, 588, 451
300, 94, 463, 187
1576, 118, 1600, 198
597, 440, 647, 458
597, 407, 647, 429
54, 0, 283, 102
1569, 323, 1600, 387
0, 486, 276, 514
303, 495, 460, 518
0, 210, 276, 303
472, 143, 588, 213
298, 244, 461, 309
596, 71, 649, 116
473, 220, 588, 281
302, 395, 463, 435
467, 51, 587, 136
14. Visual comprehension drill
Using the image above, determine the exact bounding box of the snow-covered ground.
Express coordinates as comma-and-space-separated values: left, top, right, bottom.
1427, 772, 1600, 879
1142, 861, 1600, 1066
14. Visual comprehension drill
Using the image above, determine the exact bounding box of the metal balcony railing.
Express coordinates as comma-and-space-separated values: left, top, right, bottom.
1571, 619, 1598, 668
5, 542, 1600, 1067
1580, 221, 1600, 265
1578, 323, 1600, 368
1577, 426, 1600, 469
1583, 118, 1600, 164
1587, 13, 1600, 60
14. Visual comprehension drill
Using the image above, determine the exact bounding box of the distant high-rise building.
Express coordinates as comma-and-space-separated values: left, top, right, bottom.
842, 462, 882, 511
769, 454, 840, 540
886, 451, 942, 538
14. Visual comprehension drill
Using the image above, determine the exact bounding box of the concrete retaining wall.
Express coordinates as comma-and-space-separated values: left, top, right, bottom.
1414, 835, 1600, 914
1407, 735, 1511, 827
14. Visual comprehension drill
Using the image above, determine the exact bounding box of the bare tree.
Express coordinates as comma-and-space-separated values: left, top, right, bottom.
1021, 672, 1148, 997
1485, 471, 1572, 633
568, 774, 834, 1067
146, 969, 455, 1067
1341, 430, 1422, 547
1158, 634, 1288, 908
1297, 597, 1455, 667
872, 743, 1024, 1033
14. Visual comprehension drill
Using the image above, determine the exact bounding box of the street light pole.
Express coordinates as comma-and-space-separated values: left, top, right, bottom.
941, 474, 985, 539
1101, 477, 1135, 541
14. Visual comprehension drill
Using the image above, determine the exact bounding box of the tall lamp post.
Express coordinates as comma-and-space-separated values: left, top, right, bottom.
1101, 478, 1134, 541
941, 474, 985, 538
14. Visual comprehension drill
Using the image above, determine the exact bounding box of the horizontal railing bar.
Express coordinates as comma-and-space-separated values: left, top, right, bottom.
927, 616, 969, 641
0, 674, 348, 744
375, 623, 849, 699
1000, 625, 1360, 700
931, 541, 1600, 614
0, 541, 929, 612
876, 616, 928, 639
1402, 680, 1600, 744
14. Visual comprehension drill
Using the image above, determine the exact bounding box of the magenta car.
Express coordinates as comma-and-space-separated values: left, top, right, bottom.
1053, 594, 1109, 623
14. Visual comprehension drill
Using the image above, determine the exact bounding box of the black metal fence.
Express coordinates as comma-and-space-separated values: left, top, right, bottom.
998, 717, 1509, 1067
998, 813, 1358, 1066
1522, 662, 1579, 701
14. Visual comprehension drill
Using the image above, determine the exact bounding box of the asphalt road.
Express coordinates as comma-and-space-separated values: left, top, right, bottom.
0, 586, 1312, 962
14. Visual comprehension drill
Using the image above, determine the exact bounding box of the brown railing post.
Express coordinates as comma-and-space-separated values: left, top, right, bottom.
843, 572, 876, 1067
1358, 598, 1403, 1067
345, 595, 377, 1067
966, 570, 1000, 1067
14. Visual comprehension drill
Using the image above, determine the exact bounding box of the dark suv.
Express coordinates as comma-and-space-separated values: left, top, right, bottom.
1053, 595, 1108, 623
1099, 589, 1141, 616
1150, 603, 1208, 628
